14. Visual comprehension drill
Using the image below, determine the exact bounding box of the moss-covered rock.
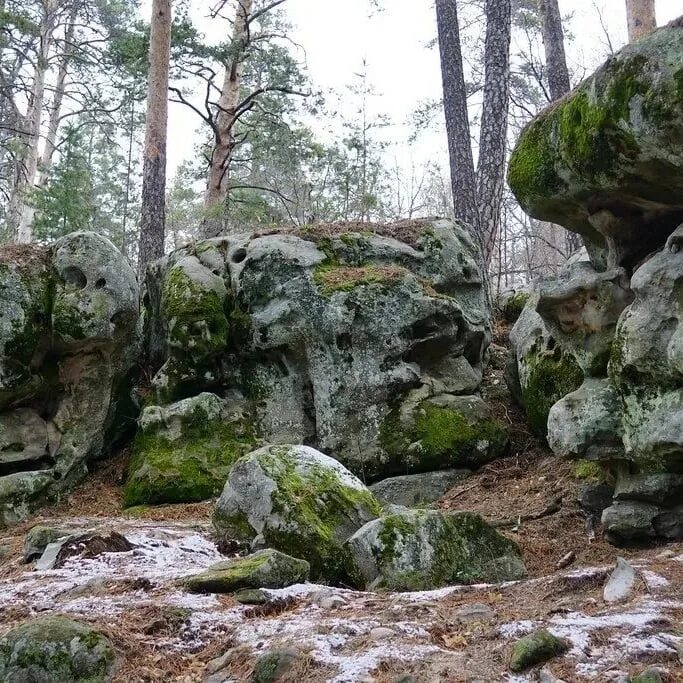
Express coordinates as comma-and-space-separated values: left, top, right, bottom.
345, 509, 527, 591
124, 393, 257, 507
509, 628, 569, 672
0, 233, 139, 526
185, 549, 309, 593
213, 445, 382, 583
380, 394, 508, 473
0, 616, 117, 682
507, 19, 683, 267
251, 648, 301, 683
497, 290, 530, 324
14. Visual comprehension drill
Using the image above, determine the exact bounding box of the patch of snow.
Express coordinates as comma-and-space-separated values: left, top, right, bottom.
498, 620, 540, 638
640, 570, 670, 589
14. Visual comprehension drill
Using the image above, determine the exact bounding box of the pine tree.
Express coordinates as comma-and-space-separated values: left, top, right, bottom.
32, 125, 94, 239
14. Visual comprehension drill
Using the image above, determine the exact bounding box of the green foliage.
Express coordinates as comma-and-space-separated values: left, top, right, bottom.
32, 126, 94, 240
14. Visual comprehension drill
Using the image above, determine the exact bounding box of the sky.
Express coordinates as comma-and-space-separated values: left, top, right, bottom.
165, 0, 682, 178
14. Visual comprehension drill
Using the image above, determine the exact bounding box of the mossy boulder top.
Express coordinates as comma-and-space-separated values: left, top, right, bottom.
185, 548, 310, 593
507, 18, 683, 268
212, 444, 382, 584
0, 232, 139, 525
0, 616, 118, 682
142, 219, 490, 479
345, 509, 527, 591
123, 392, 258, 507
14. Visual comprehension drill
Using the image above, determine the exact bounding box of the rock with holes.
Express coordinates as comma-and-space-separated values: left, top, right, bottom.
344, 509, 526, 591
143, 219, 493, 479
507, 18, 683, 269
0, 233, 139, 525
212, 444, 382, 584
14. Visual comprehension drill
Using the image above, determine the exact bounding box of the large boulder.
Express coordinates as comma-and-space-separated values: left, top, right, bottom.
143, 220, 494, 480
0, 616, 117, 682
345, 509, 526, 591
212, 444, 382, 583
0, 233, 139, 525
123, 392, 257, 506
507, 18, 683, 269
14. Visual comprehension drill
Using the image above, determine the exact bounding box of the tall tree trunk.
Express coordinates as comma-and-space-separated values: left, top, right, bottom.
477, 0, 511, 263
202, 0, 253, 238
138, 0, 172, 278
15, 0, 58, 242
38, 3, 79, 187
538, 0, 571, 101
435, 0, 480, 234
625, 0, 656, 42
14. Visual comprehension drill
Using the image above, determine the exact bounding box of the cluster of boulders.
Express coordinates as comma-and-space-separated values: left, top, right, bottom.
0, 232, 139, 525
507, 18, 683, 544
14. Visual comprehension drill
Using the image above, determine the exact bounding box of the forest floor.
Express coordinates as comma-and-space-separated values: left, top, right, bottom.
0, 327, 682, 682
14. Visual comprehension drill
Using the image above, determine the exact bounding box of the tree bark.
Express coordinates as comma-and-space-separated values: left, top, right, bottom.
38, 2, 79, 187
138, 0, 172, 278
202, 0, 254, 238
538, 0, 571, 101
625, 0, 656, 42
435, 0, 480, 235
477, 0, 511, 263
14, 0, 58, 242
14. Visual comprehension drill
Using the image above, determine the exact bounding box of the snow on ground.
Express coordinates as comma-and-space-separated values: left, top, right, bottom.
1, 518, 681, 682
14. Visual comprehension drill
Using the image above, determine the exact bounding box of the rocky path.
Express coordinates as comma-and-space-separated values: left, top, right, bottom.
1, 515, 681, 682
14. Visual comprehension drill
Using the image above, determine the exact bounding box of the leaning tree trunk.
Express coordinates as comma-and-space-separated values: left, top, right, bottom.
202, 0, 254, 238
538, 0, 571, 101
625, 0, 656, 42
476, 0, 511, 263
138, 0, 172, 278
435, 0, 480, 235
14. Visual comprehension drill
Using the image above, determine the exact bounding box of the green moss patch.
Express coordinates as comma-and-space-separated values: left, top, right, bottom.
124, 404, 257, 507
313, 264, 408, 296
522, 348, 584, 436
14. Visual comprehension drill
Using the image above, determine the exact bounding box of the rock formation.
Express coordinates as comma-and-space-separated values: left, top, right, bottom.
0, 232, 139, 525
508, 18, 683, 543
140, 219, 504, 488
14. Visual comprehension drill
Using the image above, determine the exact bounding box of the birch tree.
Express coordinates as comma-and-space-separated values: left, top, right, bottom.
137, 0, 172, 277
625, 0, 656, 42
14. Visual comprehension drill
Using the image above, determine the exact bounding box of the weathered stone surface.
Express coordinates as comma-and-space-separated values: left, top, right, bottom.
603, 557, 637, 603
0, 233, 139, 525
381, 392, 508, 472
0, 616, 117, 682
144, 220, 491, 479
185, 549, 309, 593
345, 509, 526, 591
547, 378, 623, 460
369, 469, 469, 507
251, 648, 301, 683
497, 288, 530, 324
509, 629, 568, 673
213, 445, 381, 583
124, 392, 257, 506
506, 294, 583, 435
23, 525, 72, 563
507, 18, 683, 269
536, 263, 633, 376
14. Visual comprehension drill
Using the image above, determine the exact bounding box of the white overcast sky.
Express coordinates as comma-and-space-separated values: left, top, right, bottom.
165, 0, 682, 178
